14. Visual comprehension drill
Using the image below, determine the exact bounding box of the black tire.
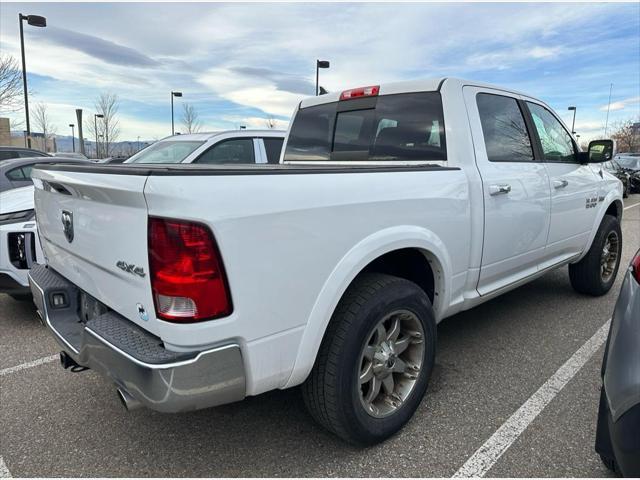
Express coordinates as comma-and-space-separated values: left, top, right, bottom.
599, 454, 620, 474
302, 273, 436, 445
569, 214, 622, 296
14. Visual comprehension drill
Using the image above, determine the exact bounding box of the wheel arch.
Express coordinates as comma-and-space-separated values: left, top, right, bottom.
575, 193, 624, 263
283, 225, 452, 388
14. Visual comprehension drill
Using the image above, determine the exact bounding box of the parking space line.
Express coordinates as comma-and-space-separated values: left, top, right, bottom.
624, 201, 640, 211
0, 355, 58, 377
0, 456, 11, 478
452, 319, 611, 478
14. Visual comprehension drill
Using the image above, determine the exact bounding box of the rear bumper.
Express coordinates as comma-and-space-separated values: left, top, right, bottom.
29, 263, 246, 413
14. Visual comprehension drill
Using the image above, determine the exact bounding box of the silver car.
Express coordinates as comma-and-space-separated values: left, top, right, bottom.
0, 157, 90, 193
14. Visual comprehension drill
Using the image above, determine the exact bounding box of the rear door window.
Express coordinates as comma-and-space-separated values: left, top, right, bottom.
194, 138, 256, 164
263, 137, 284, 164
476, 93, 534, 162
284, 92, 446, 162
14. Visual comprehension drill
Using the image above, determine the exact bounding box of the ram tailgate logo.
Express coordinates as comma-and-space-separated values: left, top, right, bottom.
61, 210, 74, 243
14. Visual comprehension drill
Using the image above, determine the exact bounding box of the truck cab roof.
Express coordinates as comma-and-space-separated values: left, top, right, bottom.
300, 77, 529, 109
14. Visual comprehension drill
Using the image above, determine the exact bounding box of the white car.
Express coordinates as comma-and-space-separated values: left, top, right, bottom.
29, 78, 623, 445
0, 186, 42, 299
124, 130, 286, 164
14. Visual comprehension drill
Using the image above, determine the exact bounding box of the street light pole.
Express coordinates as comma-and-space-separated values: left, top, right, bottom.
315, 60, 330, 96
18, 13, 47, 149
567, 106, 577, 134
69, 124, 75, 152
94, 113, 104, 159
171, 91, 182, 135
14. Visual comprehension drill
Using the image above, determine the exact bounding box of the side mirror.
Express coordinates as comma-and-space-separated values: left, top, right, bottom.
586, 139, 615, 163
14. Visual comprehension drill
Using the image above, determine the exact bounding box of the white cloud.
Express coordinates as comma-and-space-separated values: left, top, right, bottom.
599, 96, 640, 112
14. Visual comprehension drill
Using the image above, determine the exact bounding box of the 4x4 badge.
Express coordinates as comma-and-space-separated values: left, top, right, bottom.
61, 210, 74, 243
116, 260, 146, 278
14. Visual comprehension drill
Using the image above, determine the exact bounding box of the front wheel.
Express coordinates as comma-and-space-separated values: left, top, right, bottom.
302, 273, 436, 445
569, 215, 622, 296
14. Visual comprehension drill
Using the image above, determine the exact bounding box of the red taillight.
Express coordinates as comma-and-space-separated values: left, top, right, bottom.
339, 85, 380, 101
631, 250, 640, 283
148, 217, 232, 322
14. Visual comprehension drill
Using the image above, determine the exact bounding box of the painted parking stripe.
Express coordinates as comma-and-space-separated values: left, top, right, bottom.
0, 456, 11, 478
623, 201, 640, 211
452, 319, 610, 478
0, 355, 58, 377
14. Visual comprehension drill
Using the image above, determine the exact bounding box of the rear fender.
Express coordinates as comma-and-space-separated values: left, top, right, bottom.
283, 225, 451, 388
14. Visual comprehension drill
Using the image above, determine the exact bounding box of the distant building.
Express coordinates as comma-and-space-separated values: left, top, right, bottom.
0, 117, 56, 153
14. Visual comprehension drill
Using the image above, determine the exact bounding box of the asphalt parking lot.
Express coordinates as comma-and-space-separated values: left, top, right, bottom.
1, 195, 639, 478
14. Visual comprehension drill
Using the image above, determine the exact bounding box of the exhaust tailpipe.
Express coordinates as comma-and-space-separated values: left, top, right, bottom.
117, 388, 142, 411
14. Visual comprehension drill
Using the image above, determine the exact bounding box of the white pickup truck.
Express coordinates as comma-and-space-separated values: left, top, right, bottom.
29, 78, 623, 445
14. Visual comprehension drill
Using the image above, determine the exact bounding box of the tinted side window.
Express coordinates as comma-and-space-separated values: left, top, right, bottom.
19, 150, 46, 158
195, 138, 255, 164
263, 137, 284, 164
0, 151, 19, 161
6, 167, 26, 180
526, 102, 577, 163
476, 93, 534, 162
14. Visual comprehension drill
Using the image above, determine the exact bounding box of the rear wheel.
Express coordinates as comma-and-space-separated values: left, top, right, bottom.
302, 273, 436, 445
569, 215, 622, 296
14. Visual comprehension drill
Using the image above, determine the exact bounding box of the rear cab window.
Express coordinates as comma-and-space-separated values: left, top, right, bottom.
283, 91, 446, 163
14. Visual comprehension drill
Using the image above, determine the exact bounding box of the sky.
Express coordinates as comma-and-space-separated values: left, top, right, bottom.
1, 2, 639, 142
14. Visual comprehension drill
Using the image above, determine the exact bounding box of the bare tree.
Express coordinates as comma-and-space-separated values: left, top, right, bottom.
9, 117, 24, 131
0, 54, 23, 113
265, 115, 277, 129
610, 118, 640, 153
85, 93, 120, 158
182, 103, 201, 134
32, 103, 57, 152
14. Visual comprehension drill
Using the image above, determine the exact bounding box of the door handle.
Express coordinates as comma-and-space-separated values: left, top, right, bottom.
489, 184, 512, 196
553, 179, 569, 189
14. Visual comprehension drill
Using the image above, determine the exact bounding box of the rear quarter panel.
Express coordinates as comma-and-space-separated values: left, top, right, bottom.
144, 168, 471, 394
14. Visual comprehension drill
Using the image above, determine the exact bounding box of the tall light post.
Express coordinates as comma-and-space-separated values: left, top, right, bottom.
69, 124, 75, 152
567, 106, 577, 135
94, 113, 104, 158
316, 60, 330, 96
171, 91, 182, 135
19, 13, 47, 148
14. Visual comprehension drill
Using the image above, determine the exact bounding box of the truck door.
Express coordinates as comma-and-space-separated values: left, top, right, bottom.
463, 86, 551, 295
522, 100, 600, 266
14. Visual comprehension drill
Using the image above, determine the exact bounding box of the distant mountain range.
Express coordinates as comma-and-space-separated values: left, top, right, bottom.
11, 132, 152, 158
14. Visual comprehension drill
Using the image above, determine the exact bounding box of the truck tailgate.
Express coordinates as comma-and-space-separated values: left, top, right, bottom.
31, 167, 160, 335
